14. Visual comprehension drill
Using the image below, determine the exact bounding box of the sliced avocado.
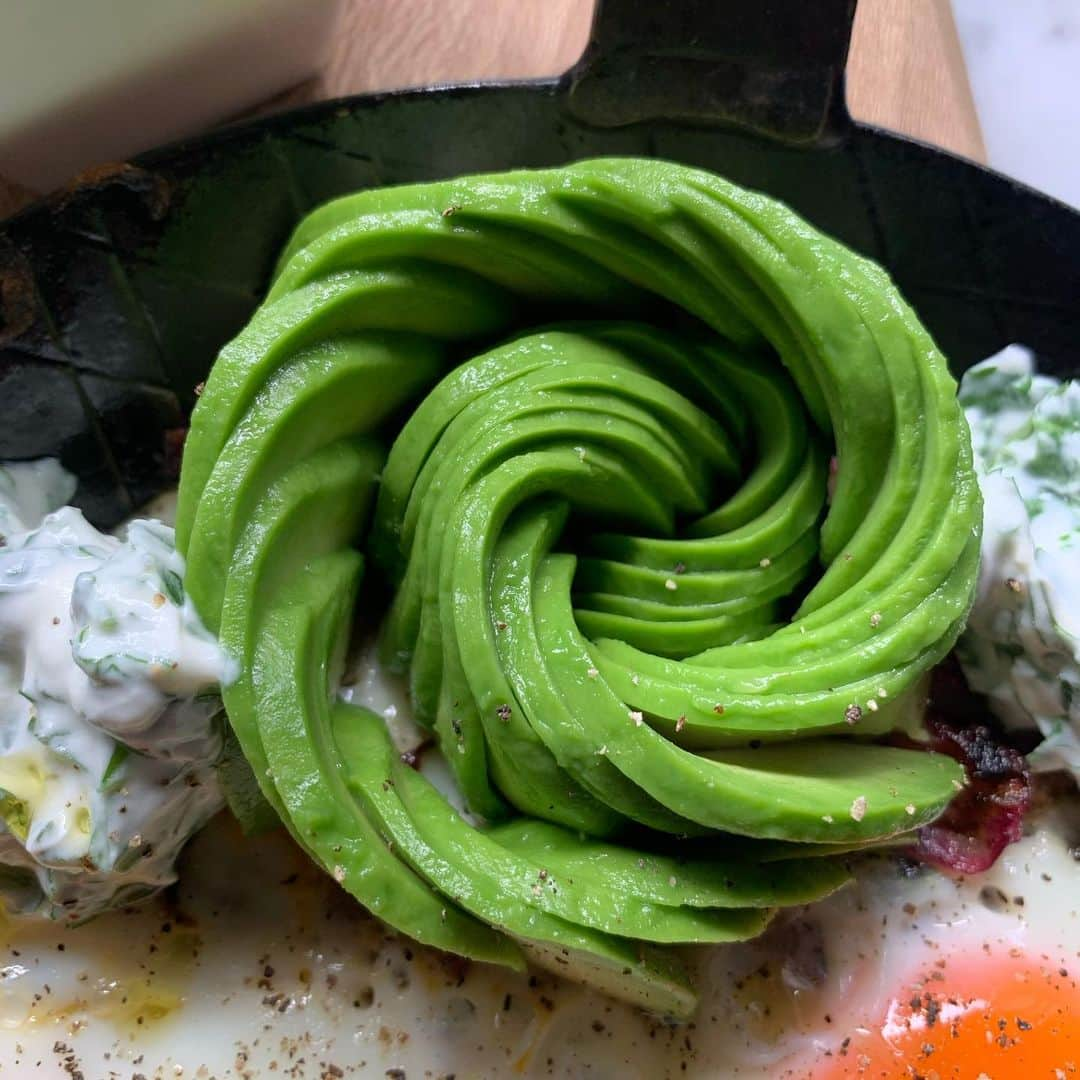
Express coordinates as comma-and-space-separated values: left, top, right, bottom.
183, 333, 442, 631
218, 440, 378, 821
528, 549, 965, 842
175, 266, 513, 551
374, 330, 740, 826
211, 436, 517, 967
251, 548, 521, 967
330, 703, 766, 1018
175, 158, 986, 1015
489, 500, 703, 835
333, 701, 771, 948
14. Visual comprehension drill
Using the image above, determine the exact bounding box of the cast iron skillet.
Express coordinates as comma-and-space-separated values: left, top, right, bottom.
0, 0, 1077, 529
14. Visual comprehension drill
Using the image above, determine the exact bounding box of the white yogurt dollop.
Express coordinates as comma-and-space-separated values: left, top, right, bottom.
0, 462, 231, 922
957, 345, 1080, 777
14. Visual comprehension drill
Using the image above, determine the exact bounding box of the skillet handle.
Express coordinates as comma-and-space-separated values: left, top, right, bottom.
564, 0, 856, 144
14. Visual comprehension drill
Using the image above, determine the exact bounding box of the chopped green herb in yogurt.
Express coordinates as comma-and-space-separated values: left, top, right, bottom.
958, 345, 1080, 778
0, 461, 233, 922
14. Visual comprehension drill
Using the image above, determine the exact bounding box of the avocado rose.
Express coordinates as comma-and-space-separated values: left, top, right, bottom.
175, 159, 979, 1017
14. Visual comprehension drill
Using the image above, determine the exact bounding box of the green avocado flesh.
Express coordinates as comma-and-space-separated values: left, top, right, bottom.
175, 159, 979, 1018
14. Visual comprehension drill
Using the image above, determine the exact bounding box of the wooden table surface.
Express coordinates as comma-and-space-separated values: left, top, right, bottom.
0, 0, 984, 220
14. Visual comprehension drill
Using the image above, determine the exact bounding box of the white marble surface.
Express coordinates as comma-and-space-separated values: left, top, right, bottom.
953, 0, 1080, 208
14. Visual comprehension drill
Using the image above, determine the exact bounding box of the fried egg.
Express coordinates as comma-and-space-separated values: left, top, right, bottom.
693, 790, 1080, 1078
0, 660, 1076, 1078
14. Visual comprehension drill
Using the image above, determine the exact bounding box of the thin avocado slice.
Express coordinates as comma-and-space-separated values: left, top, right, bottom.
485, 820, 852, 909
741, 833, 916, 863
517, 937, 697, 1020
219, 440, 380, 820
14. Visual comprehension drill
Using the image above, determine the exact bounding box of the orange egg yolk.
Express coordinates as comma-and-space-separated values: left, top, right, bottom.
817, 952, 1079, 1079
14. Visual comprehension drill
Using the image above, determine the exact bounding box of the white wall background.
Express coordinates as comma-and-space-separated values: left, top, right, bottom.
953, 0, 1079, 208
